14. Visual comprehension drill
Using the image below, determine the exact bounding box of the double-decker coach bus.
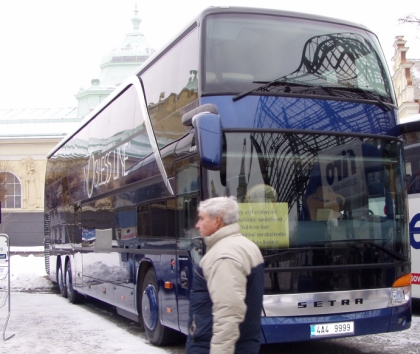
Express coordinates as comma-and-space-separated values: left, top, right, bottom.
44, 6, 412, 346
400, 116, 420, 299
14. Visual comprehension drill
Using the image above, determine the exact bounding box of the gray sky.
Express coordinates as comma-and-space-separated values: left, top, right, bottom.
0, 0, 419, 109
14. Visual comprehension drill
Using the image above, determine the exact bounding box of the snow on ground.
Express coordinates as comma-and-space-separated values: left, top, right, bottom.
0, 293, 170, 354
0, 248, 171, 354
7, 252, 53, 292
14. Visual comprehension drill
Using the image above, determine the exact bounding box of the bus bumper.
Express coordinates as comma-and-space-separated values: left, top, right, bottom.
261, 303, 411, 344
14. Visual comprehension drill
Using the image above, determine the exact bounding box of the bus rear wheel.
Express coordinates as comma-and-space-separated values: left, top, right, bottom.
66, 262, 83, 304
57, 262, 67, 298
141, 268, 179, 346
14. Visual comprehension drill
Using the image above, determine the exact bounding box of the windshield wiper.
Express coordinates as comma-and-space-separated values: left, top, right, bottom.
328, 86, 392, 112
232, 79, 314, 102
233, 78, 392, 113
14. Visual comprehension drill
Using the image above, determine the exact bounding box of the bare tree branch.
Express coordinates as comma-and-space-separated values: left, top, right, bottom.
398, 14, 420, 26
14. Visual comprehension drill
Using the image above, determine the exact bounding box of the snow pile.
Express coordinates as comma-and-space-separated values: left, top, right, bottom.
0, 249, 55, 293
8, 254, 54, 292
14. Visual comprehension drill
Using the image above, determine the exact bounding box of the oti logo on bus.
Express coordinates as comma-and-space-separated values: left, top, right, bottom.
325, 149, 356, 185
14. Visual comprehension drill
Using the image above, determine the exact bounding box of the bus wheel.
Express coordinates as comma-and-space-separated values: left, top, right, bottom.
57, 262, 67, 298
66, 262, 83, 304
141, 268, 179, 346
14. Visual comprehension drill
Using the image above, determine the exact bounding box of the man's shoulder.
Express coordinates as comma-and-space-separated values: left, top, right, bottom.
215, 234, 263, 263
228, 233, 260, 249
216, 232, 248, 248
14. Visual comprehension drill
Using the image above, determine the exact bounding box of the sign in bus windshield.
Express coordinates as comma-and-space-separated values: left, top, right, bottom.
239, 202, 289, 248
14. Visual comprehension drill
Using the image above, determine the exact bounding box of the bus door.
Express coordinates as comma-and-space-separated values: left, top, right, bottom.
114, 207, 137, 310
174, 155, 202, 334
150, 201, 178, 330
136, 199, 179, 331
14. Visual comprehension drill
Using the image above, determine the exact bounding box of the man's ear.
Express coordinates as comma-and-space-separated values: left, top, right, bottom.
215, 215, 224, 229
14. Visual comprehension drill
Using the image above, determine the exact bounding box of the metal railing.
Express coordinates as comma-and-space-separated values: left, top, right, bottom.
0, 234, 14, 341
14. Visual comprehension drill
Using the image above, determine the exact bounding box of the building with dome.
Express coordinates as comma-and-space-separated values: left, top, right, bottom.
0, 5, 154, 246
76, 5, 155, 117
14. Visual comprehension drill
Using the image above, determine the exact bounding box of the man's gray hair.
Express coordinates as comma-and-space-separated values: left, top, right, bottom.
198, 196, 239, 225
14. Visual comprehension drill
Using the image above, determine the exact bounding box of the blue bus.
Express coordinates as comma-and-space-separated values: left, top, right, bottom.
44, 6, 411, 346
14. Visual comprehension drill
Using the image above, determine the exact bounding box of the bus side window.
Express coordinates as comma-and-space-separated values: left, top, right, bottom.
137, 202, 175, 238
141, 28, 199, 149
151, 202, 167, 237
137, 205, 151, 237
167, 199, 177, 238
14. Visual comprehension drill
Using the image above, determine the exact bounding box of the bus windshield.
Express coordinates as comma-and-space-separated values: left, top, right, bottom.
206, 131, 408, 294
204, 13, 394, 104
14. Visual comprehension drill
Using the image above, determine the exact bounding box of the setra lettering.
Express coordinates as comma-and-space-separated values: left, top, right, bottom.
298, 298, 363, 308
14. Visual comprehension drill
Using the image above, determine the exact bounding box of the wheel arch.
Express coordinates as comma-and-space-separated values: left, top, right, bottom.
136, 259, 182, 345
136, 259, 154, 314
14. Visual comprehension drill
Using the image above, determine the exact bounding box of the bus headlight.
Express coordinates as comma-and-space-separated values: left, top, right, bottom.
388, 286, 411, 306
388, 274, 411, 307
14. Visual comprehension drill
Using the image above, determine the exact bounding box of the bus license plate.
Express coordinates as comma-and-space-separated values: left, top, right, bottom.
310, 321, 354, 337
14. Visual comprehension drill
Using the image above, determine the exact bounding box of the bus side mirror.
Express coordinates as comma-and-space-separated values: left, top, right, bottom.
193, 113, 222, 171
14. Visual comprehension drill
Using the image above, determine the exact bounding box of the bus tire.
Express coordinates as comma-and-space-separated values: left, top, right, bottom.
66, 261, 83, 304
141, 268, 179, 346
57, 261, 68, 298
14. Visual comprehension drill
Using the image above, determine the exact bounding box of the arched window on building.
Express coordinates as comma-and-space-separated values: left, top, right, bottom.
0, 172, 22, 208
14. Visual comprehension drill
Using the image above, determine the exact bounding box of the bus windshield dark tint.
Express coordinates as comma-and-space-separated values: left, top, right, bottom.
403, 130, 420, 195
206, 132, 408, 293
204, 14, 394, 103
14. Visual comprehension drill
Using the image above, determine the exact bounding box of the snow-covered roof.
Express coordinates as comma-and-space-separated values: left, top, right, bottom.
0, 107, 82, 139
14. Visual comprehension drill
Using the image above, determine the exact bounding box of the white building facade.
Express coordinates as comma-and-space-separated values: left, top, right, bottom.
392, 35, 420, 121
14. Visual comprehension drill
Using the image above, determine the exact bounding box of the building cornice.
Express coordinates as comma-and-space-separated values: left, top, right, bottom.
0, 136, 63, 143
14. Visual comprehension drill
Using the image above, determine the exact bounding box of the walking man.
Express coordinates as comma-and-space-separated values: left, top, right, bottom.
186, 196, 264, 354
